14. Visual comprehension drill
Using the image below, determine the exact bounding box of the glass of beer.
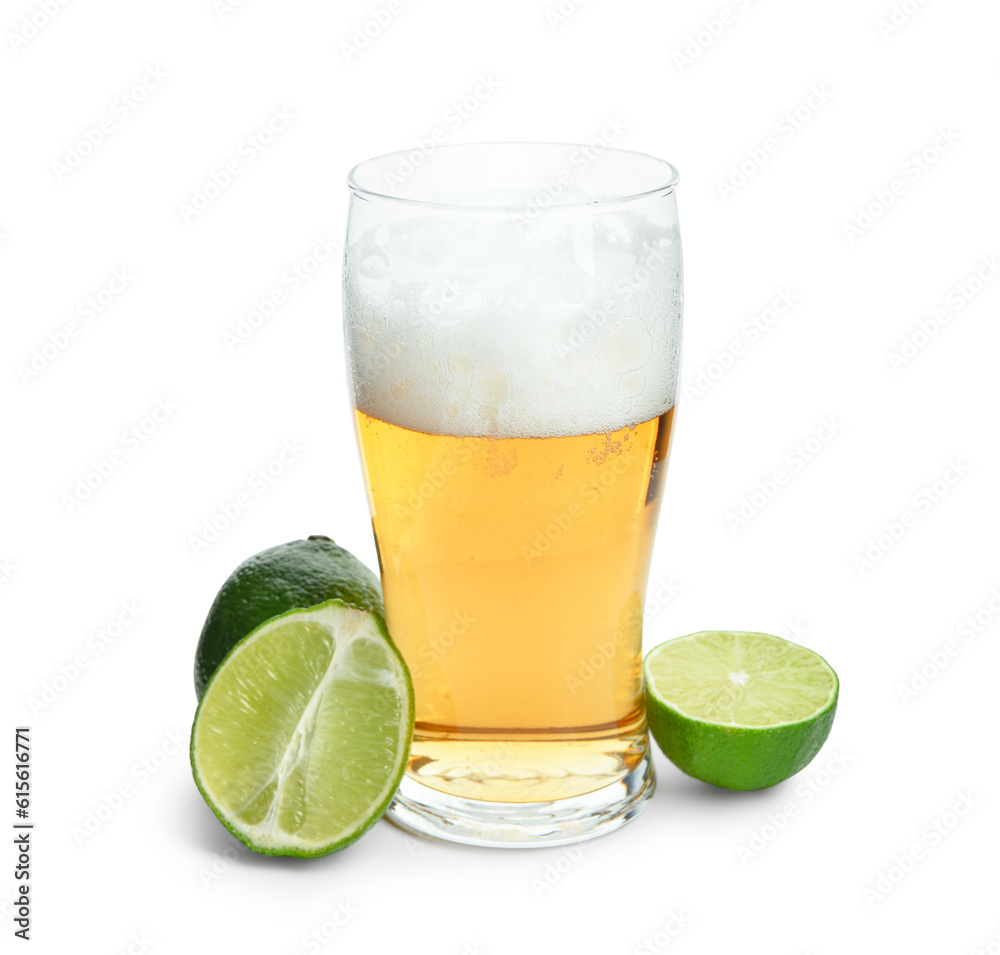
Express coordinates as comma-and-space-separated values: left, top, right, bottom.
343, 143, 682, 846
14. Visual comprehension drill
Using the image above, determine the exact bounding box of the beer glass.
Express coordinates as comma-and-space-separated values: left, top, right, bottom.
343, 143, 682, 846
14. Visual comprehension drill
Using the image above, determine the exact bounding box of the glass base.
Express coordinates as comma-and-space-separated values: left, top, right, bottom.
385, 749, 655, 848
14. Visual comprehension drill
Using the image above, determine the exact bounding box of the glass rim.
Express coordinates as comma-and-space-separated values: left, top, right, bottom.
347, 141, 680, 213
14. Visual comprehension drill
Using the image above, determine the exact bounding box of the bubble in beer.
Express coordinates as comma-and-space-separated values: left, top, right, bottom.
621, 371, 645, 398
448, 350, 473, 379
471, 366, 509, 405
350, 326, 372, 357
600, 319, 653, 375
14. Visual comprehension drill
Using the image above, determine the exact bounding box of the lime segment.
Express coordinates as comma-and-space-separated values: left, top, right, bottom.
644, 631, 838, 791
191, 600, 413, 856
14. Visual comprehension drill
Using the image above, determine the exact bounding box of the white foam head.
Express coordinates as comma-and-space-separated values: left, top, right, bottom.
344, 144, 682, 438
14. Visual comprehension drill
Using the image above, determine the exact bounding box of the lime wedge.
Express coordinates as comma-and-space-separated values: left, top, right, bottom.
191, 600, 413, 856
644, 631, 838, 791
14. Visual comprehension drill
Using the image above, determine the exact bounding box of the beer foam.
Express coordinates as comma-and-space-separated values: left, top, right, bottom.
344, 212, 682, 438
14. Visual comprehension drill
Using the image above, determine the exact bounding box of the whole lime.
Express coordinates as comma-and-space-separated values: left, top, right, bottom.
193, 536, 383, 697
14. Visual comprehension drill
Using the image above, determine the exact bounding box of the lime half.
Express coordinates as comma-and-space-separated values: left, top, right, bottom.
191, 600, 413, 857
644, 631, 838, 791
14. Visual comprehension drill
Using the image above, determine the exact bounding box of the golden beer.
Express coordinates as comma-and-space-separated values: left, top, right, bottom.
354, 407, 675, 802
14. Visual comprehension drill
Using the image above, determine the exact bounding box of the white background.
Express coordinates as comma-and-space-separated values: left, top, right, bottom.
3, 0, 999, 952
